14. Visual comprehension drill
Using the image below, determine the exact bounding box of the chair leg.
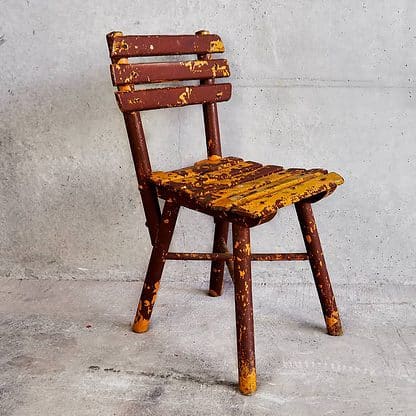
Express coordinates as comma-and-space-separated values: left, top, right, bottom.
209, 220, 229, 297
295, 201, 343, 336
132, 201, 180, 333
232, 223, 256, 395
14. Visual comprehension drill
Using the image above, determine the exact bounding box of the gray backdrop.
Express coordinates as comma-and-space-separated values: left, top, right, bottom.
1, 0, 415, 286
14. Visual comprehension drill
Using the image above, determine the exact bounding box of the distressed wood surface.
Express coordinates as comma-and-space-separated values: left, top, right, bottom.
151, 157, 344, 225
196, 30, 224, 157
123, 112, 161, 245
295, 201, 343, 336
232, 224, 256, 395
164, 252, 308, 261
107, 33, 224, 58
116, 84, 232, 112
111, 59, 230, 85
132, 201, 180, 333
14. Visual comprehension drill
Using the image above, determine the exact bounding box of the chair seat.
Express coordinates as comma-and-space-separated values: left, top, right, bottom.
151, 156, 344, 226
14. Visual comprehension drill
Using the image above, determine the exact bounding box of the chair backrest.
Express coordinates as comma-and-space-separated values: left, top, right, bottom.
106, 30, 231, 155
106, 30, 231, 244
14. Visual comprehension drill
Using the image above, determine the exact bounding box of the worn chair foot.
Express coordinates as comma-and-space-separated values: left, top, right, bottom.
132, 310, 150, 333
208, 288, 222, 297
132, 299, 151, 333
239, 367, 257, 395
325, 310, 343, 336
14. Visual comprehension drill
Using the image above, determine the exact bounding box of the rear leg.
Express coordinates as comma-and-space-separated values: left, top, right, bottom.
209, 220, 229, 297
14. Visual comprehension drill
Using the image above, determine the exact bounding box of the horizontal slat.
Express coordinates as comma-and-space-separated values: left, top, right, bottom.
165, 252, 309, 261
231, 172, 344, 219
251, 253, 309, 261
151, 157, 242, 184
107, 33, 225, 58
115, 84, 232, 112
209, 169, 327, 209
167, 252, 231, 261
110, 59, 230, 85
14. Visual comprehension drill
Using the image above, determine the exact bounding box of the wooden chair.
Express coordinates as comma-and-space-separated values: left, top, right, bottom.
106, 30, 344, 395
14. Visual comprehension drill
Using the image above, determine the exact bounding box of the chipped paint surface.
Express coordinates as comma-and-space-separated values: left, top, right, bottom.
208, 155, 221, 162
183, 59, 208, 72
111, 59, 229, 87
296, 202, 343, 336
239, 365, 257, 395
128, 97, 142, 105
151, 157, 344, 224
115, 57, 134, 92
108, 33, 225, 58
132, 202, 180, 337
116, 84, 231, 112
211, 62, 230, 77
233, 224, 257, 395
325, 311, 343, 335
113, 38, 129, 55
177, 87, 192, 105
209, 39, 225, 53
132, 313, 150, 333
119, 85, 134, 92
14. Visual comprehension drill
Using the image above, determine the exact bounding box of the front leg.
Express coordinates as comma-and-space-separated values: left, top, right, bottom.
232, 223, 257, 395
132, 201, 180, 333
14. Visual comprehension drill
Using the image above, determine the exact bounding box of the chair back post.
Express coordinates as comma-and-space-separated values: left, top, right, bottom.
195, 30, 222, 158
107, 31, 161, 245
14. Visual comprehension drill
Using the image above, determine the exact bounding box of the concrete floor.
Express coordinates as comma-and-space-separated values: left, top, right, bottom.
0, 277, 415, 416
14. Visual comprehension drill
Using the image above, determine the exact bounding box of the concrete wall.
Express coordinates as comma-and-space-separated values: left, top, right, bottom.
1, 1, 415, 285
